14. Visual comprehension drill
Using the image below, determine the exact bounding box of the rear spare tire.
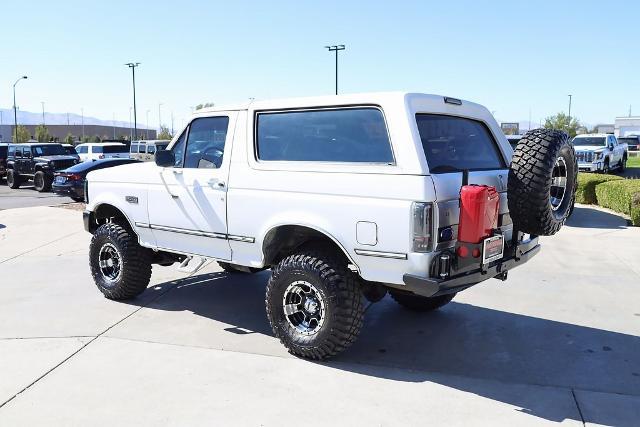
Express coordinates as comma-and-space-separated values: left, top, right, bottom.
508, 128, 577, 236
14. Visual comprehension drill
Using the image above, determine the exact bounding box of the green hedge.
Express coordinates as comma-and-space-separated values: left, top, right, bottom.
576, 173, 623, 204
594, 180, 640, 226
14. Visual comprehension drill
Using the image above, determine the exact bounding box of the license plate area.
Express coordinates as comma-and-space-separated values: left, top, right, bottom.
482, 235, 504, 264
55, 176, 66, 184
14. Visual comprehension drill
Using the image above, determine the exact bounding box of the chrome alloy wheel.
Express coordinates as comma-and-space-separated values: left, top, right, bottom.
98, 243, 122, 283
550, 156, 568, 211
282, 280, 326, 336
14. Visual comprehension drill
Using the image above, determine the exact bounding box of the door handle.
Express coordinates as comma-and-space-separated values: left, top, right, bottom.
208, 178, 225, 188
172, 169, 183, 175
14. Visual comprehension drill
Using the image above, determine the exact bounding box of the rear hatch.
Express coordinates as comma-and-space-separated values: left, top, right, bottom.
415, 114, 512, 250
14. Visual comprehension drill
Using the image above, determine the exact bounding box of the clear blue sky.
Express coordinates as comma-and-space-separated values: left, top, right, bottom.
1, 0, 638, 129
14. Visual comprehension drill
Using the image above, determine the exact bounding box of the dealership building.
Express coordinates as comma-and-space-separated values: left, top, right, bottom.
0, 124, 155, 143
614, 116, 640, 137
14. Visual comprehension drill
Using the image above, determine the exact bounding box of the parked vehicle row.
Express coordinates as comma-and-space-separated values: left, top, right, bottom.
130, 140, 170, 162
3, 142, 140, 198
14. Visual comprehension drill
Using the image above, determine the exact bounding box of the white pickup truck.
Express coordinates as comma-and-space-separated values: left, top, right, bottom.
573, 133, 628, 173
82, 92, 577, 359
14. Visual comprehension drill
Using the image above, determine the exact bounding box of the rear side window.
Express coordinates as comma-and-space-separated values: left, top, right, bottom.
130, 144, 138, 153
92, 146, 103, 153
256, 108, 394, 163
138, 144, 146, 154
103, 145, 128, 154
415, 114, 505, 173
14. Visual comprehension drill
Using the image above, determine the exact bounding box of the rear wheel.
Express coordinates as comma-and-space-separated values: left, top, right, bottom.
602, 159, 610, 174
508, 128, 577, 236
265, 249, 365, 360
34, 171, 52, 192
619, 156, 627, 173
89, 223, 152, 300
389, 290, 456, 312
7, 170, 21, 189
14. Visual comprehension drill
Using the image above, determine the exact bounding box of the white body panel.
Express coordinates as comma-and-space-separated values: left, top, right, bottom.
86, 92, 515, 285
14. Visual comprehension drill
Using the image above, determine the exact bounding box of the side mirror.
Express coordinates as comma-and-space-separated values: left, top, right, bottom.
155, 149, 175, 167
608, 143, 614, 151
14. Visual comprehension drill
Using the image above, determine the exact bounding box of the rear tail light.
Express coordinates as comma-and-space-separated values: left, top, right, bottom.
411, 202, 433, 252
68, 173, 82, 181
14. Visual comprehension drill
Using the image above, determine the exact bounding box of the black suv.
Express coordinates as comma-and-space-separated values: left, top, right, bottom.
7, 143, 79, 192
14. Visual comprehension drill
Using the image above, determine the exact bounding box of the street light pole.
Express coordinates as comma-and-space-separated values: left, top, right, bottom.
81, 108, 85, 140
129, 107, 133, 141
12, 75, 28, 143
158, 102, 163, 133
41, 101, 46, 126
324, 45, 345, 95
125, 62, 140, 140
146, 110, 150, 139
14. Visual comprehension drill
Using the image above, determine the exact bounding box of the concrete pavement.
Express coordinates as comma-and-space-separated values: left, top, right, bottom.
0, 180, 75, 210
0, 205, 639, 426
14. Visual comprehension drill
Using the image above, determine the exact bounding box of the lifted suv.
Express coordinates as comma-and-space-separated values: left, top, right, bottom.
83, 92, 577, 359
7, 143, 79, 192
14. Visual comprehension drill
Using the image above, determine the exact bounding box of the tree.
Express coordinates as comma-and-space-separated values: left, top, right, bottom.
195, 102, 214, 110
82, 135, 91, 143
91, 135, 101, 143
35, 124, 51, 143
64, 133, 75, 144
158, 125, 172, 140
14, 125, 30, 143
544, 112, 581, 138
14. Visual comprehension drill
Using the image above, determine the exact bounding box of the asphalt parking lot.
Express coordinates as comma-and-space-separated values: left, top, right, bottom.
0, 204, 639, 426
0, 180, 75, 210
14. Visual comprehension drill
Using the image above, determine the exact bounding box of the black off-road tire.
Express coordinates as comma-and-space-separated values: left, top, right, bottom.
89, 223, 153, 300
34, 171, 52, 192
389, 290, 456, 312
602, 159, 610, 174
508, 128, 577, 236
7, 170, 21, 189
265, 249, 365, 360
218, 261, 260, 274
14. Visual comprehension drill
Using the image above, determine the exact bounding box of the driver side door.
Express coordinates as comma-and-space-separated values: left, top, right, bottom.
147, 113, 236, 259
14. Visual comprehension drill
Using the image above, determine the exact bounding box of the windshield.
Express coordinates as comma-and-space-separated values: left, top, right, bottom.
33, 145, 66, 156
64, 146, 78, 155
415, 114, 505, 173
573, 137, 605, 147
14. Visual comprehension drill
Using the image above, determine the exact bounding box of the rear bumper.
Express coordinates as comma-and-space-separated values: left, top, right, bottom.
402, 235, 540, 297
52, 183, 83, 199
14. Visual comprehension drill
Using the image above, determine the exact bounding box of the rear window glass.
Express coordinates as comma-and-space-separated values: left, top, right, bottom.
256, 108, 394, 163
415, 114, 505, 173
130, 144, 138, 153
102, 145, 128, 154
138, 144, 146, 153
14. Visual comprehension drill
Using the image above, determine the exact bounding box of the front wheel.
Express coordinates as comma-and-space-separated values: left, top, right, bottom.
265, 250, 365, 360
89, 223, 153, 300
389, 290, 456, 312
619, 156, 627, 173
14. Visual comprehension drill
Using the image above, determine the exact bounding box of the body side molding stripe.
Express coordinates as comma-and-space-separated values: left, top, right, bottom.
354, 249, 407, 260
135, 222, 254, 243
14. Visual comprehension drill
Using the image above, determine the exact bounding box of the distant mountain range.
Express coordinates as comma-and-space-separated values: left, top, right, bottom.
0, 108, 150, 129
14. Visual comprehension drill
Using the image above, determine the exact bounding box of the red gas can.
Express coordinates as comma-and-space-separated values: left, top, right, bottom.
458, 185, 500, 244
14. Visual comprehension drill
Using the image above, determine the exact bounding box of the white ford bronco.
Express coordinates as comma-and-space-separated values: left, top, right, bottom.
83, 92, 577, 359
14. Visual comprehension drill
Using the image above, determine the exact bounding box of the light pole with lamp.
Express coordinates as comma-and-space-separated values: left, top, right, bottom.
125, 62, 140, 140
324, 45, 345, 95
12, 76, 28, 142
